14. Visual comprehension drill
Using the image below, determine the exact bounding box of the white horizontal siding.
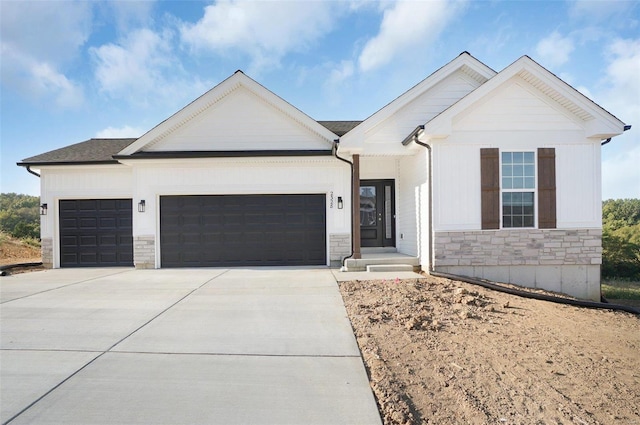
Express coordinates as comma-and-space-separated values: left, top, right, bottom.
454, 79, 583, 132
147, 87, 329, 152
360, 157, 398, 180
364, 71, 481, 146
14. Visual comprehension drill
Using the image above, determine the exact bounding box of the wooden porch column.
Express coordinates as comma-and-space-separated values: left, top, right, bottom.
352, 154, 361, 259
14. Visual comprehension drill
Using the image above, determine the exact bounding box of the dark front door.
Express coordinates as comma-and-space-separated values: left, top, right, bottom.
360, 180, 395, 248
160, 194, 326, 267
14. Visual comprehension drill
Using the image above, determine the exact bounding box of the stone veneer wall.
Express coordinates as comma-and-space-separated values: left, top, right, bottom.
329, 233, 351, 267
434, 229, 602, 267
433, 229, 602, 301
134, 235, 155, 269
41, 237, 53, 268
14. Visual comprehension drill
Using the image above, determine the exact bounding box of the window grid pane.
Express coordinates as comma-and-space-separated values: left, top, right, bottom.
502, 151, 535, 229
502, 192, 534, 228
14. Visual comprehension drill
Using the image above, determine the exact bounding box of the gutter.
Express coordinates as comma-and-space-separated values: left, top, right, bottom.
332, 140, 355, 266
601, 124, 632, 146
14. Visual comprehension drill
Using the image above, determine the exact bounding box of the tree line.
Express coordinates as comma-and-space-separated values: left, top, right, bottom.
602, 199, 640, 280
0, 193, 638, 279
0, 193, 39, 240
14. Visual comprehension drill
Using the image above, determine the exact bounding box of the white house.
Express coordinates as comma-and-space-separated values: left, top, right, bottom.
19, 52, 629, 301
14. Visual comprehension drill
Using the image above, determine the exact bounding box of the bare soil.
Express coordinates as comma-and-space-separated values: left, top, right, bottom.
339, 276, 640, 425
0, 235, 42, 273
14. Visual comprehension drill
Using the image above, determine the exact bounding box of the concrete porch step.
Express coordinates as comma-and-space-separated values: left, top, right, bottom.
344, 255, 420, 272
366, 264, 415, 272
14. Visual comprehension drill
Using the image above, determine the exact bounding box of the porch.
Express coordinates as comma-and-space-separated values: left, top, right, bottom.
342, 248, 420, 272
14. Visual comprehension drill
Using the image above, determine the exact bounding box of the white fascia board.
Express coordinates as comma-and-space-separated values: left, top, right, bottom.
119, 72, 337, 155
423, 56, 627, 139
341, 53, 496, 146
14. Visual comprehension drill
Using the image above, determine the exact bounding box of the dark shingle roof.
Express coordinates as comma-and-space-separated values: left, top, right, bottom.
317, 121, 362, 137
18, 122, 362, 166
18, 138, 137, 165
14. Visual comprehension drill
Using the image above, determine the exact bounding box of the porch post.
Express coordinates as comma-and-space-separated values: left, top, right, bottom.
352, 154, 361, 259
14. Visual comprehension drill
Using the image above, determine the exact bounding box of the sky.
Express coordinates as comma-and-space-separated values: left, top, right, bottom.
1, 0, 639, 199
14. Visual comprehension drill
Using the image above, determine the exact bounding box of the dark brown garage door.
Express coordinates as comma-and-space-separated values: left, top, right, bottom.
160, 194, 326, 267
59, 199, 133, 267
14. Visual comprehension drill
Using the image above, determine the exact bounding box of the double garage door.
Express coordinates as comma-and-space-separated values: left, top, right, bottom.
160, 194, 326, 267
59, 195, 326, 268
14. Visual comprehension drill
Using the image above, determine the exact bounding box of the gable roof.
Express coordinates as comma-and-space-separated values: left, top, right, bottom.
419, 55, 627, 140
317, 121, 362, 137
18, 138, 137, 166
340, 51, 497, 148
118, 71, 338, 156
17, 122, 353, 166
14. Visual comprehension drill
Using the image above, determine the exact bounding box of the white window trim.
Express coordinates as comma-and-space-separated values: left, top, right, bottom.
499, 150, 538, 229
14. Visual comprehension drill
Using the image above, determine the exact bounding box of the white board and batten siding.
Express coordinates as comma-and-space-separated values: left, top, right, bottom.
145, 86, 330, 152
433, 77, 602, 232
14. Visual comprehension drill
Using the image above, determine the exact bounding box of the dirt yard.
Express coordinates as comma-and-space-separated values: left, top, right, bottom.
339, 276, 640, 425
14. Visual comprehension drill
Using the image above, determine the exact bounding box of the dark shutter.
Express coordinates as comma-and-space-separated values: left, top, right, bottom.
538, 148, 557, 229
481, 148, 500, 229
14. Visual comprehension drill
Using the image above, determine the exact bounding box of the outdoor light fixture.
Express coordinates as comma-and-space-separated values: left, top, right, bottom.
138, 200, 146, 213
40, 203, 47, 215
337, 196, 343, 209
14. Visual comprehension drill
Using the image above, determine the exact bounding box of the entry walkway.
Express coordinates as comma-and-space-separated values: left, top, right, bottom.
0, 268, 381, 425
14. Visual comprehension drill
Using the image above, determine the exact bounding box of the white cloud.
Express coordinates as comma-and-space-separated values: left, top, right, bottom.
95, 125, 145, 139
602, 143, 640, 199
358, 0, 465, 72
535, 32, 575, 67
598, 38, 640, 199
0, 1, 91, 108
179, 0, 336, 71
91, 28, 173, 100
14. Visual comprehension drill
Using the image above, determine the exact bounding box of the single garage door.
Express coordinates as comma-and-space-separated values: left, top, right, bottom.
59, 199, 133, 267
160, 194, 326, 267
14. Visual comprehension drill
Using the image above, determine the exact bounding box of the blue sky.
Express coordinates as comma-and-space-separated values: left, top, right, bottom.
1, 0, 639, 199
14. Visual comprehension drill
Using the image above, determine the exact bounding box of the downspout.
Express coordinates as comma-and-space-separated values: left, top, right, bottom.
402, 125, 434, 272
403, 126, 639, 315
332, 140, 355, 267
26, 166, 41, 178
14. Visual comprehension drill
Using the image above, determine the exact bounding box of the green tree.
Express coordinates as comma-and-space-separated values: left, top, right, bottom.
0, 193, 40, 240
602, 199, 640, 280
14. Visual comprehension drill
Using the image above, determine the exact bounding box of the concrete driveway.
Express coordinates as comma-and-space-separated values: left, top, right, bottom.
0, 268, 381, 425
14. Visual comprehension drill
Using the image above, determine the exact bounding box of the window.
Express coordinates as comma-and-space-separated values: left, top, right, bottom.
480, 148, 555, 231
501, 152, 535, 228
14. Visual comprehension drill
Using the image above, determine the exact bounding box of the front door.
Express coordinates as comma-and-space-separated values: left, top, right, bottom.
360, 180, 395, 247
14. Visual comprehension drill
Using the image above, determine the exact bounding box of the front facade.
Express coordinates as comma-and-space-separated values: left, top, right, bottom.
20, 53, 628, 301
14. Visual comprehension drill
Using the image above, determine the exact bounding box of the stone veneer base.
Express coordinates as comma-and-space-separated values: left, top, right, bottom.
134, 235, 155, 269
433, 229, 602, 301
329, 233, 351, 268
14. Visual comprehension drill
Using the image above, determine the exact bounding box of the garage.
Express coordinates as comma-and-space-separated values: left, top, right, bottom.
160, 194, 326, 267
59, 199, 133, 267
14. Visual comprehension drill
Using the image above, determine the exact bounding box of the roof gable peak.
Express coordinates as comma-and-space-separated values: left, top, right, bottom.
119, 71, 337, 155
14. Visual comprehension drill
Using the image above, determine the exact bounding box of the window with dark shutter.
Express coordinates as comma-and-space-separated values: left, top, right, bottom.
481, 148, 500, 229
537, 148, 556, 229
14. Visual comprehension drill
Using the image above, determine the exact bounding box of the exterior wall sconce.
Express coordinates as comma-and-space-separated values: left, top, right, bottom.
337, 196, 343, 209
40, 203, 48, 215
138, 200, 146, 213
